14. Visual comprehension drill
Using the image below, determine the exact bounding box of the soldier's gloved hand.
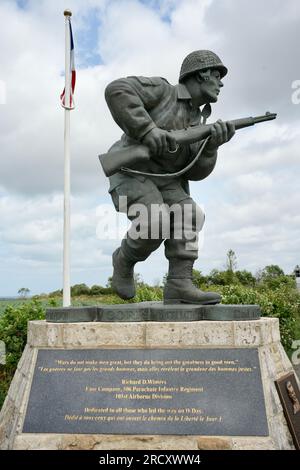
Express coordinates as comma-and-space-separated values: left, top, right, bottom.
142, 128, 177, 156
205, 120, 236, 151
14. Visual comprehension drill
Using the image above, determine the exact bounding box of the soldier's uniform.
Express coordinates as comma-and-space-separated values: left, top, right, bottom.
105, 76, 217, 263
104, 50, 227, 303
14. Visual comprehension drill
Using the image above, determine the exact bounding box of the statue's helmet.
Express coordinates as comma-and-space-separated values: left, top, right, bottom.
179, 50, 228, 82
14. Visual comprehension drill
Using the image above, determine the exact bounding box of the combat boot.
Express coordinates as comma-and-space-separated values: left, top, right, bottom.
112, 248, 136, 299
164, 258, 221, 305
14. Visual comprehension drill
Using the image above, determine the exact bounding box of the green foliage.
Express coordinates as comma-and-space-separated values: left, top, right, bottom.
259, 275, 295, 290
48, 289, 62, 297
214, 284, 299, 351
235, 270, 256, 287
204, 267, 290, 289
90, 285, 103, 296
132, 286, 163, 302
0, 299, 45, 408
49, 284, 114, 297
90, 285, 114, 295
0, 371, 11, 410
259, 264, 285, 279
0, 299, 29, 316
173, 267, 256, 288
256, 264, 292, 289
192, 269, 207, 287
47, 298, 59, 308
0, 299, 45, 370
71, 284, 90, 296
206, 269, 237, 286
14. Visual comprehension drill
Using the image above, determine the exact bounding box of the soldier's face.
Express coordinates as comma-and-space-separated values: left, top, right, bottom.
199, 69, 224, 104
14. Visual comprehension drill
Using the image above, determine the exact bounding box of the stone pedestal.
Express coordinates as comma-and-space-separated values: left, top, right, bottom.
0, 310, 297, 450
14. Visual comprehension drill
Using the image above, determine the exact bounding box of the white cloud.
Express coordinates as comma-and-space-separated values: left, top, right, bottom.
234, 172, 273, 194
0, 190, 121, 294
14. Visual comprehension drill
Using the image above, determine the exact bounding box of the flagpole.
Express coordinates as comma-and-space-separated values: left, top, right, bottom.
63, 9, 72, 307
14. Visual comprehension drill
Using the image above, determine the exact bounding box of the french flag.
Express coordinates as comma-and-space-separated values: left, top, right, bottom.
60, 20, 76, 109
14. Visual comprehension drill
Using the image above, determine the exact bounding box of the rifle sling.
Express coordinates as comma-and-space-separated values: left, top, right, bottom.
120, 137, 210, 179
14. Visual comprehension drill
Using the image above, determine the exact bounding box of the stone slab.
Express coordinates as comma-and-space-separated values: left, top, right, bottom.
22, 348, 268, 436
46, 302, 261, 323
27, 318, 280, 349
0, 317, 295, 450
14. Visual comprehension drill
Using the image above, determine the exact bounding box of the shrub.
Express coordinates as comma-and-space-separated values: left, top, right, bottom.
259, 275, 295, 290
97, 287, 114, 295
192, 269, 208, 286
235, 270, 256, 287
71, 284, 90, 296
48, 289, 62, 297
206, 269, 238, 286
215, 284, 299, 351
90, 285, 104, 296
258, 264, 285, 280
132, 286, 163, 302
0, 299, 45, 408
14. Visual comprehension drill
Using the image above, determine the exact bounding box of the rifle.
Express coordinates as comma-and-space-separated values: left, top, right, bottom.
99, 112, 277, 177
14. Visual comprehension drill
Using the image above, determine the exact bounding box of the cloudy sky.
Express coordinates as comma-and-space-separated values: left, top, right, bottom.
0, 0, 299, 296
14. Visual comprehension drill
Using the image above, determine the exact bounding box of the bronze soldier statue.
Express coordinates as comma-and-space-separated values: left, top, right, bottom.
103, 50, 237, 304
